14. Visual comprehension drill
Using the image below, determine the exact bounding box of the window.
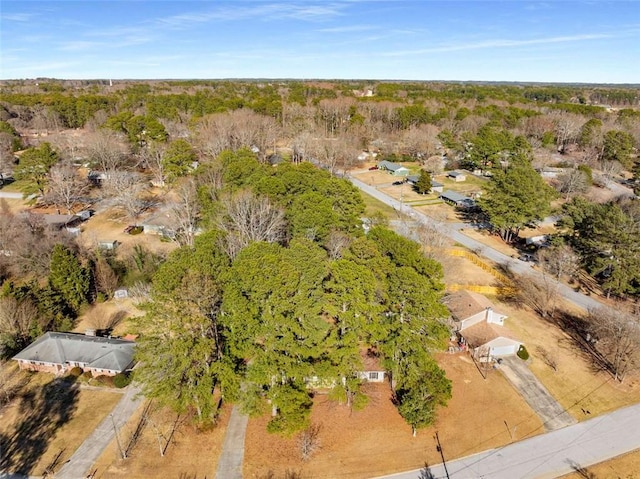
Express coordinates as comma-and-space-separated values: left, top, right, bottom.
368, 372, 379, 380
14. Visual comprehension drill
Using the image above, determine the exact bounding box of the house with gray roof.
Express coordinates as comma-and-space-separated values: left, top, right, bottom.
440, 190, 475, 208
12, 332, 136, 377
377, 160, 410, 176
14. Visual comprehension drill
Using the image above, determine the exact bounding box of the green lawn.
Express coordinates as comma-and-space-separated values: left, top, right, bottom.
361, 191, 396, 219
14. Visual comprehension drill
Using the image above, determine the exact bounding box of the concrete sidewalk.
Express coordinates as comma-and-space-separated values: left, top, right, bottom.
55, 384, 144, 479
215, 406, 249, 479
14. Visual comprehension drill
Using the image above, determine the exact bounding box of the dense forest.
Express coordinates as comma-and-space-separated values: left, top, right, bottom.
0, 79, 639, 431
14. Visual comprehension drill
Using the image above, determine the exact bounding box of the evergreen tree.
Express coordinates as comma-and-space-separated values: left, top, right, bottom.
413, 170, 432, 195
49, 244, 89, 314
14, 142, 59, 196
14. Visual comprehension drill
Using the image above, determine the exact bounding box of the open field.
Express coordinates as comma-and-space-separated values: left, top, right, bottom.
0, 363, 122, 477
92, 402, 231, 478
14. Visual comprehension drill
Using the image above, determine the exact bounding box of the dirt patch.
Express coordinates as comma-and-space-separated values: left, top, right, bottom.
0, 364, 121, 477
77, 208, 178, 261
92, 402, 231, 478
441, 249, 499, 288
243, 353, 543, 479
74, 299, 144, 337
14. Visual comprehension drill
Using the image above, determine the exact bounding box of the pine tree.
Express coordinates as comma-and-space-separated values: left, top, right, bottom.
49, 244, 89, 314
413, 170, 432, 195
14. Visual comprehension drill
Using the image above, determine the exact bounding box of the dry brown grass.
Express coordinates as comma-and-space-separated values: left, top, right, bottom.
501, 301, 640, 419
560, 448, 640, 479
92, 402, 231, 478
243, 354, 543, 479
0, 364, 122, 476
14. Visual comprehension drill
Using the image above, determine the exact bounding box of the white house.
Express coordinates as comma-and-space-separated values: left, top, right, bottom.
445, 290, 523, 360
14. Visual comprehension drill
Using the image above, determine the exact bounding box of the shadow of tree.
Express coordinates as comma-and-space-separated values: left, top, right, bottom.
0, 375, 80, 475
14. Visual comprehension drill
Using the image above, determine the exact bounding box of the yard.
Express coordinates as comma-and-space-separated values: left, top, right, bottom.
0, 362, 122, 476
91, 401, 231, 478
243, 353, 543, 478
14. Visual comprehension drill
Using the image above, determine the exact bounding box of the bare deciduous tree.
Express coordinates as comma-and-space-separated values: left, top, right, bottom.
44, 163, 91, 213
552, 111, 582, 153
93, 255, 119, 297
196, 110, 279, 161
324, 230, 352, 260
311, 135, 358, 176
86, 130, 130, 174
297, 423, 321, 461
168, 179, 201, 247
413, 219, 453, 261
217, 191, 287, 258
513, 271, 560, 319
0, 296, 40, 349
587, 307, 640, 382
556, 169, 590, 199
401, 124, 440, 161
138, 144, 167, 187
537, 244, 580, 281
103, 171, 148, 222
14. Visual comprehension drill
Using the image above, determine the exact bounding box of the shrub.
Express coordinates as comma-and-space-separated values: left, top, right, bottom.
517, 345, 530, 361
113, 372, 132, 388
69, 366, 83, 377
82, 371, 93, 380
95, 375, 115, 387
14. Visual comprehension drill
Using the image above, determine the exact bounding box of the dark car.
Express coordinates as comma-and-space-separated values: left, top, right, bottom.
368, 165, 379, 170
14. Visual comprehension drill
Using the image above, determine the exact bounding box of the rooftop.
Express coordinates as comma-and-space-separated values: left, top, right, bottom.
13, 332, 136, 372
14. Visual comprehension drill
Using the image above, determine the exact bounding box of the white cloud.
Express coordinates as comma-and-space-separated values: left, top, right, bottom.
0, 12, 36, 22
382, 33, 615, 57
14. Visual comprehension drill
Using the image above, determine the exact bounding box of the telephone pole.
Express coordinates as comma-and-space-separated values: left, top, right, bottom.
110, 413, 126, 459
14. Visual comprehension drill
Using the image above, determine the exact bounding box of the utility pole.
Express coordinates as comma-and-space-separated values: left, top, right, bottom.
434, 431, 450, 479
110, 413, 126, 459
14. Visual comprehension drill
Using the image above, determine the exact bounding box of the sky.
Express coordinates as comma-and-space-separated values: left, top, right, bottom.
1, 1, 639, 83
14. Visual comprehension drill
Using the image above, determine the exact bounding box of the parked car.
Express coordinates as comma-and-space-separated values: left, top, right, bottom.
368, 165, 379, 170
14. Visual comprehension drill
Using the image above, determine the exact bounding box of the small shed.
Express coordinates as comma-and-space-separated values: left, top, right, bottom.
447, 170, 467, 182
431, 180, 444, 193
98, 240, 118, 251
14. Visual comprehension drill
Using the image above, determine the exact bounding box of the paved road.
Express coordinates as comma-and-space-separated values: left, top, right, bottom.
0, 192, 29, 199
214, 406, 249, 479
348, 176, 608, 314
499, 357, 576, 431
56, 384, 144, 479
376, 402, 640, 479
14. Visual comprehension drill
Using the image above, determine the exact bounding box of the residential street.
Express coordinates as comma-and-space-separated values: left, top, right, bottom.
347, 175, 609, 313
375, 402, 640, 479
